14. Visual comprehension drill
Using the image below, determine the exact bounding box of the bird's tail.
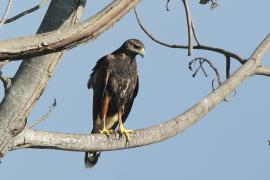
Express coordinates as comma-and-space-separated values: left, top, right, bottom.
84, 151, 101, 168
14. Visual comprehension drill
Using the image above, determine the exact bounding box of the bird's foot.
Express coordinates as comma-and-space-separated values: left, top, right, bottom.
118, 126, 133, 141
99, 128, 113, 136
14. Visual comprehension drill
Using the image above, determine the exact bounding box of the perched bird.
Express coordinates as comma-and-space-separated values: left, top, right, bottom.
84, 39, 145, 168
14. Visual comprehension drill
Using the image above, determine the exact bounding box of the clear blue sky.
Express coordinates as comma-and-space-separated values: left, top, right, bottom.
1, 1, 270, 179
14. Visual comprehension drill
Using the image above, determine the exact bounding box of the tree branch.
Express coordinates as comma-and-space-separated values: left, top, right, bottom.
28, 98, 57, 129
182, 0, 193, 56
0, 72, 11, 94
0, 0, 86, 157
166, 0, 171, 11
12, 33, 270, 152
0, 0, 13, 30
225, 55, 231, 79
134, 8, 245, 64
2, 0, 50, 24
0, 0, 142, 61
189, 57, 222, 90
253, 66, 270, 77
0, 60, 9, 70
191, 22, 200, 45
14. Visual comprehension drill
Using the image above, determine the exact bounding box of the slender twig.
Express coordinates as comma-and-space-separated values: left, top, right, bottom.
134, 7, 186, 49
0, 0, 13, 30
166, 0, 200, 46
191, 57, 236, 102
181, 0, 193, 56
2, 0, 50, 24
166, 0, 171, 11
225, 55, 231, 79
191, 22, 200, 45
189, 58, 207, 77
189, 57, 221, 88
190, 64, 201, 77
201, 58, 222, 91
199, 60, 208, 77
134, 8, 245, 64
188, 56, 235, 102
28, 98, 57, 129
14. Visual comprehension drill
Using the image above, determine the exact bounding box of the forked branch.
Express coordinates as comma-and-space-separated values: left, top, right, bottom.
0, 0, 142, 61
253, 66, 270, 77
134, 7, 245, 64
0, 0, 143, 157
12, 34, 270, 152
2, 0, 50, 24
0, 72, 11, 94
189, 57, 222, 89
0, 0, 13, 30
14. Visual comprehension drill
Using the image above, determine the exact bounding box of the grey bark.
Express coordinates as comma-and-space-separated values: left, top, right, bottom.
0, 0, 142, 61
12, 34, 270, 152
254, 66, 270, 76
0, 0, 269, 159
0, 0, 86, 157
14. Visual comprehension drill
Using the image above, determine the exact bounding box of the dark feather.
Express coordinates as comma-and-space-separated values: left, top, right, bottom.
88, 55, 114, 132
112, 75, 139, 129
85, 39, 144, 167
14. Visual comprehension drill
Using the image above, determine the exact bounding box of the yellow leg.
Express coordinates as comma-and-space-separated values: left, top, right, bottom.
99, 117, 113, 136
118, 112, 133, 141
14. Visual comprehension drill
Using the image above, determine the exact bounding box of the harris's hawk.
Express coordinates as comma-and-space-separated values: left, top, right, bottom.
84, 39, 145, 168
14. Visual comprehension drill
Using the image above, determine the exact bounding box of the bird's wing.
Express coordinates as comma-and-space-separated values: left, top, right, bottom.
122, 75, 139, 122
88, 55, 113, 131
111, 75, 139, 131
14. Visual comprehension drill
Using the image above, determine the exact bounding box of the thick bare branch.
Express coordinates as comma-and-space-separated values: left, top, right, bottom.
0, 0, 86, 157
12, 33, 270, 152
0, 0, 144, 157
0, 0, 142, 61
253, 66, 270, 77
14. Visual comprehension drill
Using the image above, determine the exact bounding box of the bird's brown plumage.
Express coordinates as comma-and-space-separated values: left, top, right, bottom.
84, 39, 144, 168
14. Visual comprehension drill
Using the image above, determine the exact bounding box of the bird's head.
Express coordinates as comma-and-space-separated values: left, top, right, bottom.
122, 39, 145, 58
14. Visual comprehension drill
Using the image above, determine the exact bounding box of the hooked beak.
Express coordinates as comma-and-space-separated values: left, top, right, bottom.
138, 47, 145, 58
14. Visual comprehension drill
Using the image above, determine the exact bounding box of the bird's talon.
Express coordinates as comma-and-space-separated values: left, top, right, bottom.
99, 128, 113, 136
119, 127, 133, 141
